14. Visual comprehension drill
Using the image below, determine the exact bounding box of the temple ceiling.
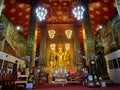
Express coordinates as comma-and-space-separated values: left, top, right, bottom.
2, 0, 117, 46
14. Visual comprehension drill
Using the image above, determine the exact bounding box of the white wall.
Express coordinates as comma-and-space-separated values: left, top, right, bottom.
105, 49, 120, 84
0, 51, 25, 71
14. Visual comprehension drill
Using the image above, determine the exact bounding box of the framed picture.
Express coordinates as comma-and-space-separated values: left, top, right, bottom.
108, 60, 113, 69
117, 58, 120, 68
3, 61, 8, 69
8, 62, 13, 69
0, 59, 3, 69
112, 59, 118, 69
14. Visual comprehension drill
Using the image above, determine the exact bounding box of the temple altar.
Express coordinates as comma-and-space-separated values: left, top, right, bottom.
52, 66, 68, 86
43, 42, 79, 84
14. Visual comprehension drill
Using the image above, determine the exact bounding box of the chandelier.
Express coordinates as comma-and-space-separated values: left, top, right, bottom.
48, 30, 56, 39
65, 30, 72, 39
72, 5, 85, 20
36, 6, 48, 21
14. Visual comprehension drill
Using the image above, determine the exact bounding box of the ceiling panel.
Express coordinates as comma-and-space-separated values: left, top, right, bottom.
2, 0, 117, 45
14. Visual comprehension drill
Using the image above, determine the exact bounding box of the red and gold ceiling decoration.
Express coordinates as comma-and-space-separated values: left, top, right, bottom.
2, 0, 117, 46
89, 0, 116, 34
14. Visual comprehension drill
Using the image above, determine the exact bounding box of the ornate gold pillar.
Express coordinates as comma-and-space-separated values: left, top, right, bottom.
73, 23, 82, 66
39, 22, 47, 70
27, 0, 38, 69
81, 0, 95, 61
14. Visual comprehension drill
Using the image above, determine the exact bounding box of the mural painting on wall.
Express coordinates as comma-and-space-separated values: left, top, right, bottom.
6, 24, 27, 57
105, 22, 115, 48
0, 23, 6, 50
3, 41, 17, 56
112, 14, 120, 45
0, 0, 4, 16
115, 0, 120, 17
101, 22, 115, 53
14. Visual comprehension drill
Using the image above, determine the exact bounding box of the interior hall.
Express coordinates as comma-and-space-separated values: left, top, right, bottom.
0, 0, 120, 90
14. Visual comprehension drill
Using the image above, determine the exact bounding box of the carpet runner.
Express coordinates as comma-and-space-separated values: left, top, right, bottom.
26, 84, 120, 90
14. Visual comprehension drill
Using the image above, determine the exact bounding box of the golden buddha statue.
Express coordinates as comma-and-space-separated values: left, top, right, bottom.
49, 51, 56, 68
56, 48, 64, 67
63, 51, 70, 66
48, 45, 72, 72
